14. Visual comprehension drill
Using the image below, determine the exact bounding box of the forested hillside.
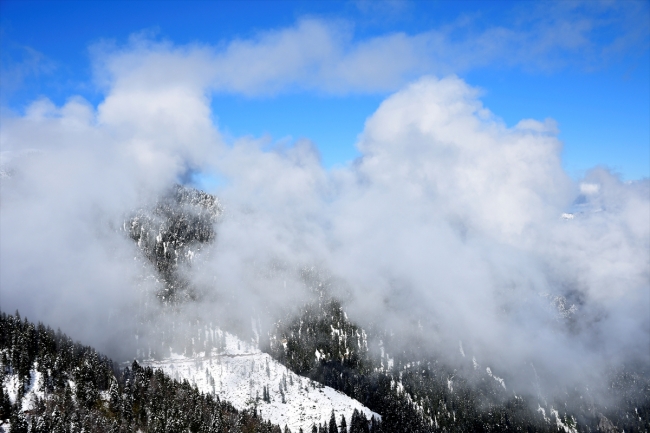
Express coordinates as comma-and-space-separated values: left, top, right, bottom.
266, 296, 650, 433
0, 311, 282, 433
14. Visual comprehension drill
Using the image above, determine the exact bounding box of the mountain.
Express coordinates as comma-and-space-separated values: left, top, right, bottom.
2, 185, 648, 432
126, 185, 648, 433
126, 184, 222, 303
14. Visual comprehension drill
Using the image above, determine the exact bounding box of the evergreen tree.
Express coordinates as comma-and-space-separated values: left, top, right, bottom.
349, 409, 370, 433
339, 414, 347, 433
329, 410, 338, 433
10, 410, 29, 433
0, 388, 11, 421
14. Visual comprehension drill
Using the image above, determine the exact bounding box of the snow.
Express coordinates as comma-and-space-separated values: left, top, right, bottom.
485, 367, 506, 390
21, 368, 46, 411
142, 329, 380, 432
0, 358, 71, 413
538, 406, 549, 423
551, 408, 577, 433
3, 373, 20, 405
537, 405, 577, 432
0, 355, 47, 412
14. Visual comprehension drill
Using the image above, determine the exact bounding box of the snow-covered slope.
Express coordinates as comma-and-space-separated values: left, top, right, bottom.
142, 330, 380, 432
2, 359, 49, 420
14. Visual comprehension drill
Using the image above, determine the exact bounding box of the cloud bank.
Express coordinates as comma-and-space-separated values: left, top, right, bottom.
1, 33, 648, 404
88, 1, 649, 98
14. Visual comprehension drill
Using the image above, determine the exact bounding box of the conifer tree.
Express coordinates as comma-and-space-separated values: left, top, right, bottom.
0, 388, 11, 421
339, 414, 347, 433
329, 410, 338, 433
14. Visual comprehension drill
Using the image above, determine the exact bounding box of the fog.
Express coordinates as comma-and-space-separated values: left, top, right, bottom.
1, 41, 648, 406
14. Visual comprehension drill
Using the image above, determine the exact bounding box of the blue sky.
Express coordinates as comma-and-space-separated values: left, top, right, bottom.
1, 0, 648, 179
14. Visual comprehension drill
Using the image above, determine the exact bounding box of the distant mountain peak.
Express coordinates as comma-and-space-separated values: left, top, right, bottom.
126, 184, 222, 303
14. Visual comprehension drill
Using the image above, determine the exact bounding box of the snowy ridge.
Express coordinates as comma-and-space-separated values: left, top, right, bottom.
142, 330, 380, 432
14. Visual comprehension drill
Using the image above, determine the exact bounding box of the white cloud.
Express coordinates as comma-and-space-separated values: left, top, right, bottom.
1, 32, 648, 405
86, 1, 648, 98
0, 59, 225, 354
351, 76, 571, 240
579, 182, 600, 195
